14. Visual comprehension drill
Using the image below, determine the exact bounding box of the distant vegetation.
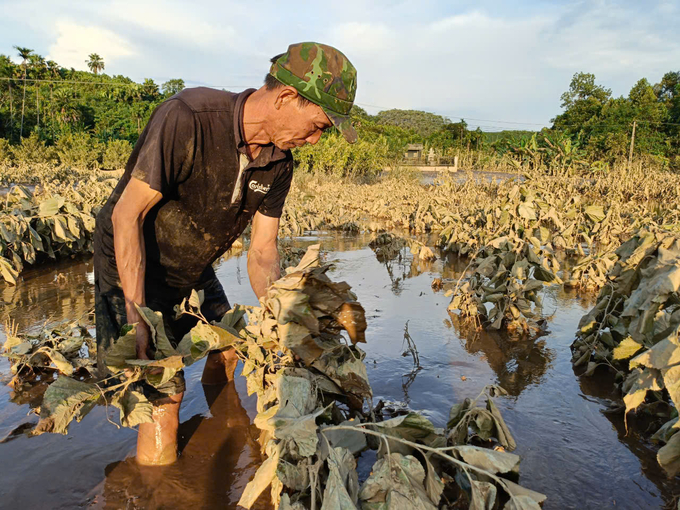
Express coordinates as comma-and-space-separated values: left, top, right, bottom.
0, 46, 679, 175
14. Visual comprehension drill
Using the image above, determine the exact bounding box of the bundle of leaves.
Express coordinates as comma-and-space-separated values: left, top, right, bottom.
369, 233, 436, 265
1, 317, 96, 386
446, 235, 559, 335
232, 246, 544, 509
571, 229, 680, 476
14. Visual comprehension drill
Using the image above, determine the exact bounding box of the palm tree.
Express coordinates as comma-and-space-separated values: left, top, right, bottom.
29, 54, 46, 132
53, 88, 80, 127
46, 60, 59, 137
14, 46, 34, 138
86, 53, 105, 75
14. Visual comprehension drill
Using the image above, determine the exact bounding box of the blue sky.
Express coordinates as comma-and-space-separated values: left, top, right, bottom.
1, 0, 678, 129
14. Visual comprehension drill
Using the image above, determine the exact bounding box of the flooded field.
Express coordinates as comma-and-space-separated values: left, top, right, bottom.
1, 231, 679, 509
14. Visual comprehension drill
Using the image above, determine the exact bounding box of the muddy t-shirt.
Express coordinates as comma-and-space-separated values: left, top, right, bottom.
94, 87, 293, 297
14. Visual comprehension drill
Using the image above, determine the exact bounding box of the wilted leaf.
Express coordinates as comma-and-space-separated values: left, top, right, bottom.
454, 445, 520, 475
238, 444, 281, 509
613, 337, 643, 360
33, 376, 100, 435
503, 495, 542, 510
584, 205, 605, 223
321, 447, 359, 509
111, 389, 153, 427
658, 431, 680, 477
471, 480, 497, 510
359, 453, 436, 510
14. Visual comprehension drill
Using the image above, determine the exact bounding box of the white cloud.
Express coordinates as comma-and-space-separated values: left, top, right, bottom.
47, 20, 135, 70
3, 0, 679, 127
329, 22, 397, 56
103, 0, 239, 50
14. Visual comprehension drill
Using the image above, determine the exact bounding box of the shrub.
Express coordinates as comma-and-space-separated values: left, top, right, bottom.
0, 138, 12, 164
293, 133, 391, 181
11, 133, 56, 165
55, 132, 103, 169
103, 139, 132, 169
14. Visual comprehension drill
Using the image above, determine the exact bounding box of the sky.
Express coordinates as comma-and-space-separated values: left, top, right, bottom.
1, 0, 678, 130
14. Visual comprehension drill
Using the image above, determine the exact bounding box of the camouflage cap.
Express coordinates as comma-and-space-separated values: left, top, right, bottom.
270, 42, 358, 143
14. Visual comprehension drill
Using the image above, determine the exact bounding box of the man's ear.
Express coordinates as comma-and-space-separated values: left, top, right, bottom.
273, 86, 300, 110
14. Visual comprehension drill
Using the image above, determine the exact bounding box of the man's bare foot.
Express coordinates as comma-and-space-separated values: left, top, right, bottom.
136, 392, 183, 466
201, 349, 238, 385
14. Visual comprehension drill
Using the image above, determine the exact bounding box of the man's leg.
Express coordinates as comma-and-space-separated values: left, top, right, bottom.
197, 278, 238, 385
136, 294, 192, 466
202, 349, 239, 385
136, 392, 183, 466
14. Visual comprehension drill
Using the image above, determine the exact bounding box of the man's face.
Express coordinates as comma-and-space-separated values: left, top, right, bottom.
271, 89, 333, 150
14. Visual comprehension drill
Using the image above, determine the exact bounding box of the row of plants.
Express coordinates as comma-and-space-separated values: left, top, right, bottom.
2, 246, 545, 509
0, 176, 116, 284
0, 132, 131, 173
571, 230, 680, 476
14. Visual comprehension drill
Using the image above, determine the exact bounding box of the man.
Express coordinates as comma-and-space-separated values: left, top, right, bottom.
93, 42, 357, 465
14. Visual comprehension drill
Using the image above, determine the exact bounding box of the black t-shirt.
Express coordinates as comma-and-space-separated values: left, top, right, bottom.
94, 87, 293, 297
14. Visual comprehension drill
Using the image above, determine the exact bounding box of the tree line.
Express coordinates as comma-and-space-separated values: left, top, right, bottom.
0, 47, 184, 145
0, 46, 678, 173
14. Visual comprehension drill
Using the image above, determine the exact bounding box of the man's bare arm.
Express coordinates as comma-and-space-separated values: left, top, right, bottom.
247, 212, 281, 300
111, 177, 162, 359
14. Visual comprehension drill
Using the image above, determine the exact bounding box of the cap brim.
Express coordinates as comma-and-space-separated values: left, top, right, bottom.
323, 108, 358, 144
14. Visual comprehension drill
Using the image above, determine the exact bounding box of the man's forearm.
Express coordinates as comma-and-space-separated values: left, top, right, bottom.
247, 244, 280, 300
113, 218, 147, 323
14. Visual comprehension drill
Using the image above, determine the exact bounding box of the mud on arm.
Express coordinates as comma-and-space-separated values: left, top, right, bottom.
111, 176, 162, 359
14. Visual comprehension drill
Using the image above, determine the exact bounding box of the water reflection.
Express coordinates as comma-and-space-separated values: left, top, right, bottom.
369, 239, 465, 296
93, 381, 266, 509
0, 257, 95, 332
446, 311, 554, 397
576, 369, 680, 506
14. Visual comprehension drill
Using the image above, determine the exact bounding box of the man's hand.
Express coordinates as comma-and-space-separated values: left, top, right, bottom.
248, 212, 281, 300
135, 320, 153, 360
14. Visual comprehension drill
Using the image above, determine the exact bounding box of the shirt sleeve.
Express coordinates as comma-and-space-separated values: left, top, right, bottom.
257, 158, 294, 218
130, 99, 195, 196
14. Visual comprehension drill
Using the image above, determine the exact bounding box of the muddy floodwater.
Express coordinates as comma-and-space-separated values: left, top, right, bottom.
1, 231, 679, 509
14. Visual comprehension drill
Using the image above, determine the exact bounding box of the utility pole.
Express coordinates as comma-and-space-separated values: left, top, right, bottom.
628, 120, 636, 171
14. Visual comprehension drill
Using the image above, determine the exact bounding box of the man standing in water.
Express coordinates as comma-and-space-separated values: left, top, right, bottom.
93, 42, 358, 464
